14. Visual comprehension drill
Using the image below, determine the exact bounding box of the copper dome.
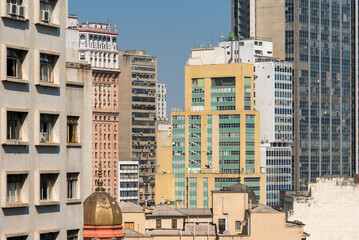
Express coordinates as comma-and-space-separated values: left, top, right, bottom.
83, 188, 122, 226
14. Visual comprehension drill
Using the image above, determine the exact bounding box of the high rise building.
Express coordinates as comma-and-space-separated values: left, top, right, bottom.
156, 62, 266, 208
69, 17, 121, 199
352, 1, 359, 176
187, 39, 293, 206
234, 0, 353, 189
118, 50, 157, 206
255, 60, 293, 206
0, 1, 92, 239
157, 83, 167, 119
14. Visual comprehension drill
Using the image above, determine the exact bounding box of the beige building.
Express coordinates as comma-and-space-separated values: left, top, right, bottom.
0, 1, 92, 239
284, 176, 359, 240
120, 183, 308, 240
118, 50, 157, 206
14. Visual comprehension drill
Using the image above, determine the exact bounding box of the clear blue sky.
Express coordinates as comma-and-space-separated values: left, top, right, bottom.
69, 0, 230, 117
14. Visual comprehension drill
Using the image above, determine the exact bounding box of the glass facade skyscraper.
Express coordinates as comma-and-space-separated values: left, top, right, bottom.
287, 0, 352, 189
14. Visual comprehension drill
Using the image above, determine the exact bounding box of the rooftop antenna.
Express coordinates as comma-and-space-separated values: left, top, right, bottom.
96, 128, 104, 191
134, 44, 137, 49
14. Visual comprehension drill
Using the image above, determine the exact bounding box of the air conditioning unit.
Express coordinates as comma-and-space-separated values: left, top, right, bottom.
8, 3, 18, 15
40, 10, 50, 22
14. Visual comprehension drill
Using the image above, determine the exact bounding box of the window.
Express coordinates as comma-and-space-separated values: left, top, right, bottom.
235, 221, 241, 231
7, 48, 25, 79
6, 0, 24, 18
67, 230, 79, 240
40, 173, 57, 201
7, 111, 27, 141
40, 54, 57, 83
124, 222, 135, 229
7, 174, 26, 203
40, 114, 58, 143
40, 0, 55, 23
67, 173, 78, 199
40, 232, 58, 240
218, 219, 226, 234
7, 236, 28, 240
67, 116, 79, 143
156, 219, 161, 229
172, 219, 177, 229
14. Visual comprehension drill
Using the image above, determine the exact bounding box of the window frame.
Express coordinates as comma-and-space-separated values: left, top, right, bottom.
67, 229, 79, 240
40, 53, 57, 83
171, 219, 177, 229
6, 110, 28, 143
40, 232, 59, 240
67, 173, 79, 200
156, 219, 161, 229
39, 173, 59, 202
67, 116, 79, 144
39, 113, 59, 145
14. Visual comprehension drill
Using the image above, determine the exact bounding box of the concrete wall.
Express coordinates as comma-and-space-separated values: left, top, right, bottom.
255, 0, 285, 60
254, 62, 275, 142
122, 211, 147, 233
212, 192, 247, 235
287, 177, 359, 240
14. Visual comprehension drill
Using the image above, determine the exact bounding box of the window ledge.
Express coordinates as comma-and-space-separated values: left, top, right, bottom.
66, 81, 85, 86
36, 82, 60, 88
3, 140, 29, 146
66, 143, 82, 147
1, 15, 29, 22
3, 202, 29, 208
36, 142, 60, 147
2, 78, 29, 84
66, 199, 81, 204
35, 21, 60, 29
37, 200, 60, 206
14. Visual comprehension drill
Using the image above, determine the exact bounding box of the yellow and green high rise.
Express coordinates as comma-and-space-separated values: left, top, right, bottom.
156, 63, 265, 208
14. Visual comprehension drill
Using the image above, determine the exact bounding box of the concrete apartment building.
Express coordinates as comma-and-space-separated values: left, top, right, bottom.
68, 16, 121, 199
156, 62, 266, 208
121, 183, 307, 240
234, 0, 353, 190
118, 50, 157, 206
284, 176, 359, 240
0, 0, 92, 239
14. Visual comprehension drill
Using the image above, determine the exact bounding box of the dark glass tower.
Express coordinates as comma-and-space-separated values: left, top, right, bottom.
287, 0, 352, 189
231, 0, 250, 38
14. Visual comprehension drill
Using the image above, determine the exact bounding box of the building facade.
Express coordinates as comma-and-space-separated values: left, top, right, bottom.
118, 50, 157, 206
254, 60, 293, 206
69, 18, 121, 199
157, 83, 167, 119
288, 0, 352, 189
235, 0, 353, 189
118, 161, 139, 205
156, 63, 265, 208
0, 1, 92, 239
284, 176, 359, 240
187, 39, 292, 206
